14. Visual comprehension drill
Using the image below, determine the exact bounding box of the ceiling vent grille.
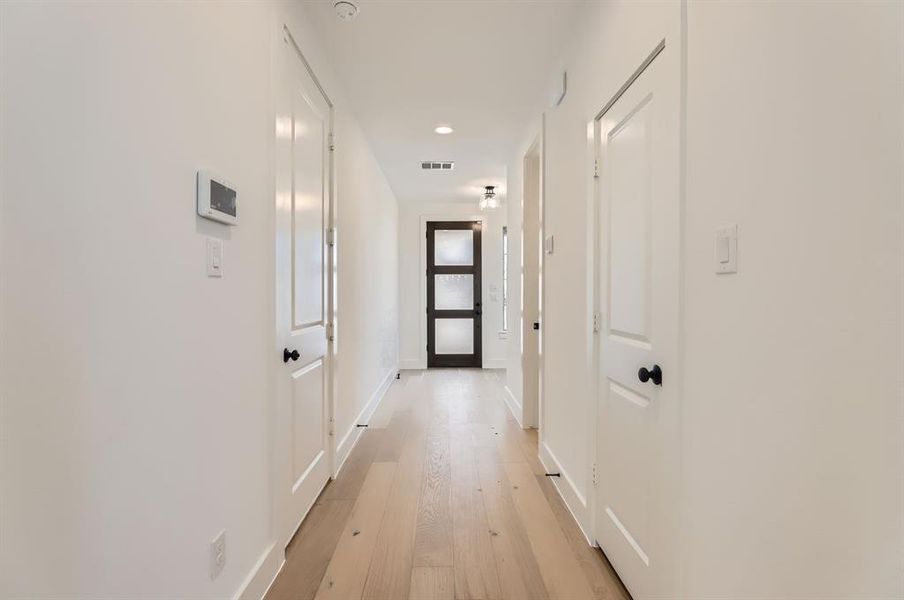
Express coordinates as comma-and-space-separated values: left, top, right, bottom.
421, 161, 454, 171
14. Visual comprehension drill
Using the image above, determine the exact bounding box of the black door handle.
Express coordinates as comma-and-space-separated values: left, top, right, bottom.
638, 365, 663, 386
283, 348, 300, 363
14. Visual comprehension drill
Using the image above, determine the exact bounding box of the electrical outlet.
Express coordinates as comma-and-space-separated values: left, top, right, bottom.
210, 530, 226, 580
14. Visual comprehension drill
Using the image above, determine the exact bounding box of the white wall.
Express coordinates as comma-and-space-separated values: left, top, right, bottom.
680, 2, 903, 596
332, 112, 399, 462
508, 0, 904, 596
0, 2, 398, 598
398, 202, 507, 370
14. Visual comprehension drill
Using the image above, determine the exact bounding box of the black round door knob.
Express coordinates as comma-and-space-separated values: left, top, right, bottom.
638, 365, 663, 386
283, 348, 300, 363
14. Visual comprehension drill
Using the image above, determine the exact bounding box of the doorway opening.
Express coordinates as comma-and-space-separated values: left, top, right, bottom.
426, 221, 483, 368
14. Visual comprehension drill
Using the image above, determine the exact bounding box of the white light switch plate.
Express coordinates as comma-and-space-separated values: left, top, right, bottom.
715, 225, 737, 274
544, 235, 555, 255
207, 238, 223, 278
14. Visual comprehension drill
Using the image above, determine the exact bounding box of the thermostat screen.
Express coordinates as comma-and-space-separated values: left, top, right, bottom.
210, 180, 236, 217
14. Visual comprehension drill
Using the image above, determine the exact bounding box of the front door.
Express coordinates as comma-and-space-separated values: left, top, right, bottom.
274, 29, 333, 546
427, 221, 482, 368
594, 42, 681, 598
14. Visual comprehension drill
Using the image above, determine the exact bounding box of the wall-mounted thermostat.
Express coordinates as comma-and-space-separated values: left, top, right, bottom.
197, 170, 238, 225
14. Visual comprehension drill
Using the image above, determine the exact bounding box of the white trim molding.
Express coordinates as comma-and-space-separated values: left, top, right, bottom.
503, 384, 524, 427
538, 441, 593, 544
334, 366, 397, 475
233, 541, 283, 600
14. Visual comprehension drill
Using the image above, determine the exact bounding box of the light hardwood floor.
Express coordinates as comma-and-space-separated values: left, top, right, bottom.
266, 369, 630, 600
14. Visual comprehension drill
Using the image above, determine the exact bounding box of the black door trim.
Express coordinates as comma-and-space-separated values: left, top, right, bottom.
427, 221, 482, 368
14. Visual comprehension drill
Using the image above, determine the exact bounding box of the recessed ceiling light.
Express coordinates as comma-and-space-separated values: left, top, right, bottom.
334, 1, 359, 21
434, 125, 454, 135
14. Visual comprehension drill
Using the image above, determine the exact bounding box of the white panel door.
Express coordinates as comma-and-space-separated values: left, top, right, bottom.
595, 44, 680, 599
275, 30, 332, 546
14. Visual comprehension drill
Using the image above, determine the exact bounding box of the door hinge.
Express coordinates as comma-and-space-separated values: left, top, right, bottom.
326, 322, 335, 342
328, 132, 335, 152
593, 159, 600, 179
592, 462, 599, 486
592, 311, 601, 333
327, 227, 336, 247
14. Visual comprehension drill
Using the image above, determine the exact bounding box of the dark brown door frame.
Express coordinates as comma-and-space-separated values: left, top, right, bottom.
426, 221, 482, 368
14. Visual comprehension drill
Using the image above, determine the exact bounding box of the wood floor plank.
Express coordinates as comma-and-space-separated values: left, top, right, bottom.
376, 409, 415, 462
501, 420, 545, 476
361, 420, 428, 599
476, 454, 549, 600
320, 429, 386, 501
409, 566, 455, 600
368, 380, 404, 429
413, 423, 454, 566
265, 499, 355, 600
450, 425, 502, 600
536, 476, 631, 600
315, 462, 398, 600
504, 462, 595, 600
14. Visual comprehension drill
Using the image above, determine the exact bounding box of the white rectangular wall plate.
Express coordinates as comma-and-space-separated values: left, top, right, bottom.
197, 170, 238, 225
207, 238, 223, 278
715, 225, 738, 274
544, 235, 555, 255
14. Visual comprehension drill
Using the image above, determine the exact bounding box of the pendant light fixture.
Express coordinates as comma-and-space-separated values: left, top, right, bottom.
479, 185, 499, 211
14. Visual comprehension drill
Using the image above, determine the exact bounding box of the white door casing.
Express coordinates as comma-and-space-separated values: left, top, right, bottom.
274, 28, 334, 547
594, 41, 681, 598
522, 137, 542, 430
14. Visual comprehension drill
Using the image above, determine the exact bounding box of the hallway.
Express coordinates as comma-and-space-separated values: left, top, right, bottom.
266, 370, 628, 600
1, 1, 903, 598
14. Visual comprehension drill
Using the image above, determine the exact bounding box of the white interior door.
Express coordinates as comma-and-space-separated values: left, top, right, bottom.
594, 43, 680, 598
275, 30, 333, 546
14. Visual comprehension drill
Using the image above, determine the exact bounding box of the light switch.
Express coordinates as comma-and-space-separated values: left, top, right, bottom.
715, 225, 737, 274
717, 237, 730, 263
207, 238, 223, 278
544, 235, 555, 255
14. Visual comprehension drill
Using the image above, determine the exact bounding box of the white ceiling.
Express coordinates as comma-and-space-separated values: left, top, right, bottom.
304, 0, 580, 205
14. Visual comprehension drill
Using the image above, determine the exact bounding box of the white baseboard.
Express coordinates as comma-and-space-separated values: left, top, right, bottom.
503, 385, 523, 427
233, 541, 283, 600
538, 441, 593, 545
399, 358, 423, 370
334, 365, 397, 474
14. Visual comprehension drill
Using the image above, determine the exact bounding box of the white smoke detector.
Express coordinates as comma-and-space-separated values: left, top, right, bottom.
335, 1, 359, 21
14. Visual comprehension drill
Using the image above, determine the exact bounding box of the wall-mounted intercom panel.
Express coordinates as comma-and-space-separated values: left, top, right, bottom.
197, 170, 238, 225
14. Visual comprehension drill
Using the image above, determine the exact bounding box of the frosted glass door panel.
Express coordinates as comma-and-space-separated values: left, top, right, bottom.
434, 230, 474, 266
435, 274, 474, 310
435, 319, 474, 354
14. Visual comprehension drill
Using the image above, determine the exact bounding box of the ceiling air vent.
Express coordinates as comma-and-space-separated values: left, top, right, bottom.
421, 161, 454, 171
